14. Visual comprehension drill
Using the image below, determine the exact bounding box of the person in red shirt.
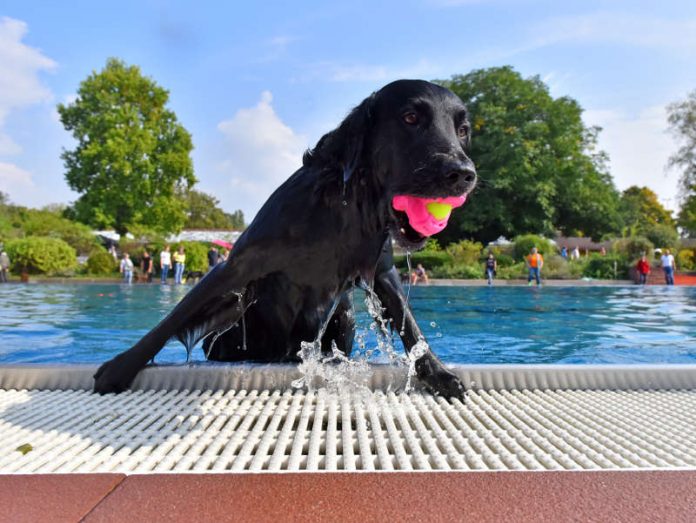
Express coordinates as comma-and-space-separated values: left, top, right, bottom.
636, 254, 651, 285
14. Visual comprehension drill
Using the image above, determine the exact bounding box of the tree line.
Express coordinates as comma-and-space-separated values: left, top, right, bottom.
10, 59, 696, 243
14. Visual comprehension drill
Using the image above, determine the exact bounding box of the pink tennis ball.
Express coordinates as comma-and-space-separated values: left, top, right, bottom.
392, 194, 467, 236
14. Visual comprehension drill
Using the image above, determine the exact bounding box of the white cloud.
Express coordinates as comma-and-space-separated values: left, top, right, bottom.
297, 59, 440, 83
584, 105, 680, 211
0, 17, 56, 155
0, 161, 36, 201
216, 91, 308, 219
530, 12, 696, 54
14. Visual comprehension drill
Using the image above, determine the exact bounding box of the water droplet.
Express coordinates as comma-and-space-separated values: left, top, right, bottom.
430, 321, 437, 328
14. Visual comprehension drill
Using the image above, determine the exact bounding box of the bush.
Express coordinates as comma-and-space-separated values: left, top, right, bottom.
445, 240, 483, 265
431, 263, 482, 279
643, 223, 679, 250
394, 250, 451, 271
583, 253, 629, 279
172, 241, 209, 273
86, 247, 117, 275
6, 237, 77, 275
513, 234, 556, 261
677, 249, 695, 271
612, 236, 654, 261
490, 252, 514, 267
496, 262, 527, 280
21, 209, 98, 255
540, 254, 574, 279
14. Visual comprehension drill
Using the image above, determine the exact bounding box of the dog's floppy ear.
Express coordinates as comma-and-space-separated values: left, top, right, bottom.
304, 93, 375, 183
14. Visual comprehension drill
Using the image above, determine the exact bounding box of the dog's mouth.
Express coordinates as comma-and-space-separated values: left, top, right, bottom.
388, 194, 467, 249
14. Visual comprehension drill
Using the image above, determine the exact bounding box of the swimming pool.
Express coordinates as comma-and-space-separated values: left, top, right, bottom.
1, 283, 695, 365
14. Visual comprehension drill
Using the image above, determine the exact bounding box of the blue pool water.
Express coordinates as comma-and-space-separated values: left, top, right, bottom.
1, 283, 695, 365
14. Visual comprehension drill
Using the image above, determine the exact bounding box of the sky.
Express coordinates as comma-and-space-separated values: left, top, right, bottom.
1, 0, 695, 222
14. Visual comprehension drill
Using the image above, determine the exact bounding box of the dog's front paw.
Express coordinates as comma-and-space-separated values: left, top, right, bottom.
93, 353, 143, 394
416, 355, 466, 399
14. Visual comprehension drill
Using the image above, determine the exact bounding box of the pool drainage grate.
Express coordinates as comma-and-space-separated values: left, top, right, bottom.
1, 367, 696, 473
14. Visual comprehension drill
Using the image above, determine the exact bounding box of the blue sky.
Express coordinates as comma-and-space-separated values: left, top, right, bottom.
1, 0, 695, 221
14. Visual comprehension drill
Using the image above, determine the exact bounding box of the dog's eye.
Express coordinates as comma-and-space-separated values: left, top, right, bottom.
403, 112, 419, 125
458, 124, 470, 139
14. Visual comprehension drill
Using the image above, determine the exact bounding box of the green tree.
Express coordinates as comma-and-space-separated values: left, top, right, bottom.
57, 58, 196, 234
225, 209, 246, 230
667, 90, 696, 237
619, 185, 676, 236
181, 189, 245, 229
436, 67, 621, 243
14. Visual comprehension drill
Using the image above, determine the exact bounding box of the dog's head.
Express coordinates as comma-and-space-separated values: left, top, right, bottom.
306, 79, 476, 250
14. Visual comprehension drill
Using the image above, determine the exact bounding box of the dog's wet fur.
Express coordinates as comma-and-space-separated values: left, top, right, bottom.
94, 80, 477, 397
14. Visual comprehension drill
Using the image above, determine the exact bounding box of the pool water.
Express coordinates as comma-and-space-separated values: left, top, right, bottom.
1, 284, 695, 365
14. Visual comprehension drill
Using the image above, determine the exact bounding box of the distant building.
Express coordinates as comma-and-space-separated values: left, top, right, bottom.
554, 236, 612, 254
167, 229, 242, 244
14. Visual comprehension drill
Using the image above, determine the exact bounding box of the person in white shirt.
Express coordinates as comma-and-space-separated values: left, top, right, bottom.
160, 245, 171, 283
119, 253, 134, 284
660, 249, 676, 285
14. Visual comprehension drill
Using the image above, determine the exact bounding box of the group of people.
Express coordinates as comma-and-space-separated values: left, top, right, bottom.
119, 244, 230, 284
635, 249, 677, 285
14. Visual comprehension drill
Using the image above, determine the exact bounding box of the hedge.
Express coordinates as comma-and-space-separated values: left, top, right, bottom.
86, 247, 118, 275
6, 237, 77, 275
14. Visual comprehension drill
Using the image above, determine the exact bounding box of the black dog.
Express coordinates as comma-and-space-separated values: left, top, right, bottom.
94, 80, 476, 396
184, 270, 205, 283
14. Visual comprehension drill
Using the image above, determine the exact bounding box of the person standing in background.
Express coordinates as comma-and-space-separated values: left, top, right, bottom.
141, 250, 153, 283
526, 247, 544, 287
160, 245, 171, 283
636, 254, 651, 285
120, 253, 134, 284
207, 246, 219, 271
0, 251, 10, 283
661, 249, 676, 285
173, 246, 186, 284
484, 252, 497, 285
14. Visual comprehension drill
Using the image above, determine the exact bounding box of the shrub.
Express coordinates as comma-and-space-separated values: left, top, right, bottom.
431, 263, 482, 279
541, 254, 574, 279
445, 240, 483, 265
490, 252, 514, 267
496, 262, 527, 279
583, 253, 629, 279
612, 236, 653, 261
513, 234, 556, 261
86, 247, 117, 275
172, 241, 209, 273
643, 223, 679, 250
677, 249, 695, 271
6, 237, 77, 275
394, 250, 451, 271
21, 209, 98, 255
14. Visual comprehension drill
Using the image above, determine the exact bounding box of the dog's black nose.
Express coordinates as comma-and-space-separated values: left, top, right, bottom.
443, 159, 477, 188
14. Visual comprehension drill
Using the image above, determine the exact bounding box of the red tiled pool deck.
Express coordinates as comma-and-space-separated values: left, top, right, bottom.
1, 470, 695, 522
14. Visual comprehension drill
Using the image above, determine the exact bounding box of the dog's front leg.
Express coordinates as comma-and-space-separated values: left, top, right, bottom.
374, 266, 465, 398
94, 256, 260, 394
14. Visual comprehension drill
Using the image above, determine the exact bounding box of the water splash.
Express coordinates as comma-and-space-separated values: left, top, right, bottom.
402, 251, 412, 336
293, 281, 411, 394
404, 338, 429, 393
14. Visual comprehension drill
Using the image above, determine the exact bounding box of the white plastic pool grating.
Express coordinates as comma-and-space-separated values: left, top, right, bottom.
1, 364, 696, 473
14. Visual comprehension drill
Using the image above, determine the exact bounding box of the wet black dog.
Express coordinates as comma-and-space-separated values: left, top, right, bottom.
94, 80, 476, 396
